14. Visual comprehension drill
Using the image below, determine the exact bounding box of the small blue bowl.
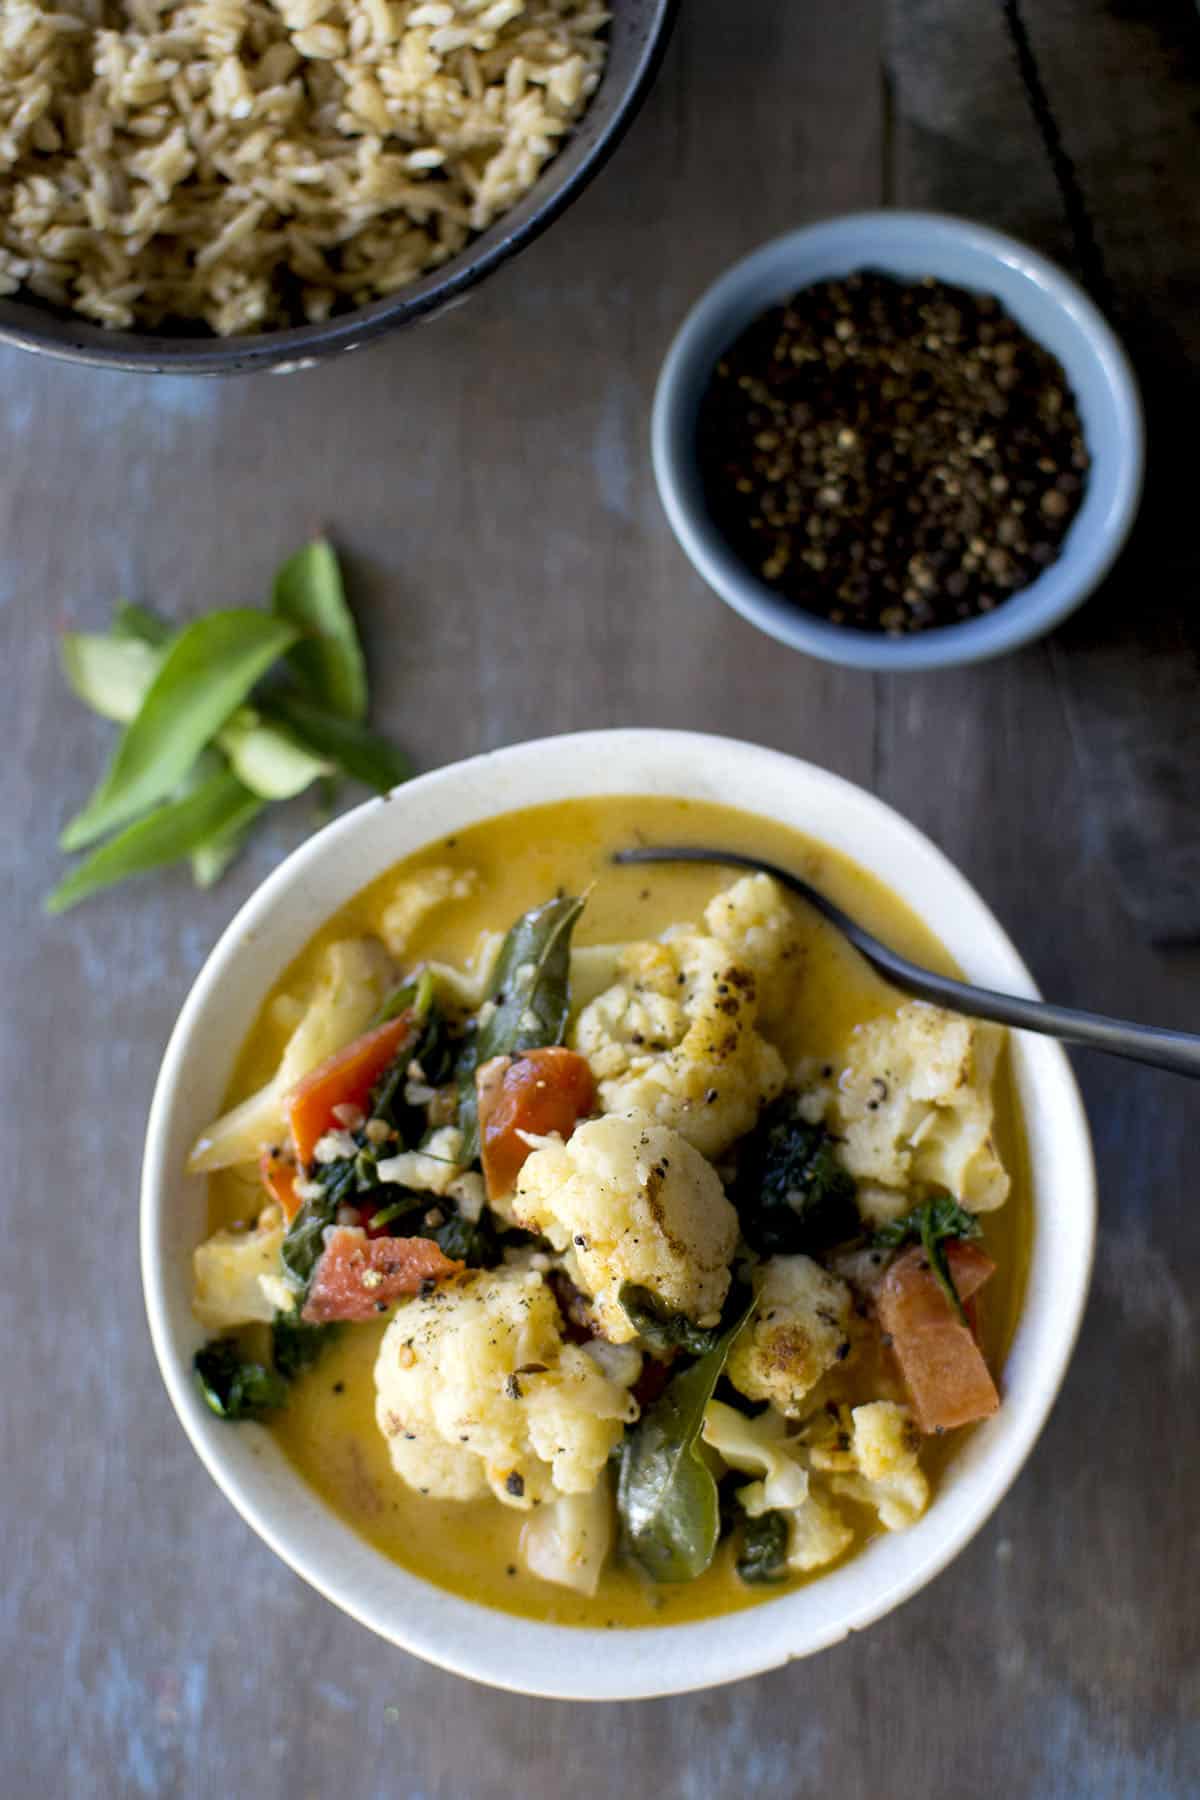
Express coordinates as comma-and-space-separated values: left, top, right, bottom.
652, 211, 1144, 671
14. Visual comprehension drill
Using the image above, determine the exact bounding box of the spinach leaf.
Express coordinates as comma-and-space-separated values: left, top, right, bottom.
362, 1193, 424, 1233
369, 1191, 501, 1269
420, 1206, 500, 1268
260, 692, 409, 794
616, 1285, 755, 1583
61, 609, 299, 850
873, 1195, 982, 1324
271, 1314, 338, 1381
45, 766, 260, 914
194, 1338, 288, 1421
618, 1284, 722, 1357
457, 894, 585, 1163
280, 1178, 347, 1296
733, 1098, 858, 1255
372, 971, 456, 1090
272, 538, 368, 723
736, 1509, 790, 1585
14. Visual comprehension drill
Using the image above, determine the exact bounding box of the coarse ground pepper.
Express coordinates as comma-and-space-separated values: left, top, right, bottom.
696, 271, 1090, 634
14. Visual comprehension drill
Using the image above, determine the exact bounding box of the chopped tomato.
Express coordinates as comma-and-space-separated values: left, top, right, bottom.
876, 1240, 1000, 1434
477, 1047, 596, 1202
259, 1148, 302, 1223
301, 1227, 462, 1323
286, 1013, 414, 1168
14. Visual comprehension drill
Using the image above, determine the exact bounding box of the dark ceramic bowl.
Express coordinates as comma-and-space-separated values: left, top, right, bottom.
0, 0, 676, 376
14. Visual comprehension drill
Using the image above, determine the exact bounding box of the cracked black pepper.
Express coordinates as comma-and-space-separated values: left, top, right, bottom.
696, 271, 1090, 634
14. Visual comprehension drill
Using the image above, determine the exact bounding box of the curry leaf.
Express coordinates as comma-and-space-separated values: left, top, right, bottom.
736, 1509, 789, 1584
272, 538, 368, 722
45, 767, 260, 914
190, 798, 264, 888
112, 600, 172, 646
61, 609, 299, 850
618, 1284, 723, 1357
260, 691, 409, 794
373, 968, 436, 1029
217, 706, 331, 800
616, 1285, 755, 1583
60, 632, 164, 724
59, 631, 328, 804
873, 1195, 982, 1324
456, 894, 585, 1163
176, 748, 264, 888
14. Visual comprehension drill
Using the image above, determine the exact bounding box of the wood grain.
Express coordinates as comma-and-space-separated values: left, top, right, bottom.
2, 3, 1197, 1795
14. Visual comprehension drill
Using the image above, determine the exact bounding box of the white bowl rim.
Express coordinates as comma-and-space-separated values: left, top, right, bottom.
652, 208, 1145, 672
141, 728, 1096, 1699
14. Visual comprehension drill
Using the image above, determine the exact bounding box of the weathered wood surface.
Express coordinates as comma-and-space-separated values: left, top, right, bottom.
2, 3, 1198, 1795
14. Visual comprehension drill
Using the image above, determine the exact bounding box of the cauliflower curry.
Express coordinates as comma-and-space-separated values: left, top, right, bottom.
188, 796, 1028, 1627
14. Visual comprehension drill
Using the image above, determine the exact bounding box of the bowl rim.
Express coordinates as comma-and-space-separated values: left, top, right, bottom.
652, 208, 1145, 672
141, 727, 1096, 1698
0, 0, 679, 376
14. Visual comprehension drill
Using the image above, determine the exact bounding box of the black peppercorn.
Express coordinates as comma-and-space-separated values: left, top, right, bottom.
697, 272, 1089, 634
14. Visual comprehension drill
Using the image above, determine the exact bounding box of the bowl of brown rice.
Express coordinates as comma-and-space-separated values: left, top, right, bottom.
0, 0, 675, 374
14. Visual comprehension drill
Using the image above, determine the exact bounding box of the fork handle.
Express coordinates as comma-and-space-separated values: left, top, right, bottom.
613, 843, 1200, 1080
860, 951, 1200, 1081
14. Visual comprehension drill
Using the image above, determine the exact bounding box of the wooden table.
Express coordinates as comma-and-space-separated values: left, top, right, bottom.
3, 4, 1198, 1794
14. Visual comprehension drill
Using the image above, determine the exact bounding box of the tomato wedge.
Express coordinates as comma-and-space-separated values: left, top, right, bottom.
287, 1013, 414, 1168
259, 1147, 302, 1223
876, 1240, 1000, 1434
477, 1047, 596, 1201
301, 1227, 462, 1323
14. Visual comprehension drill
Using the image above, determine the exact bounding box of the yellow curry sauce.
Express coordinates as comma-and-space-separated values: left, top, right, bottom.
207, 795, 1029, 1628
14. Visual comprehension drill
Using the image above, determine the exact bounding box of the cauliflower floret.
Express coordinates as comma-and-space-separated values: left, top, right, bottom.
379, 865, 478, 958
702, 1397, 853, 1575
519, 1472, 615, 1596
375, 1125, 464, 1197
192, 1205, 291, 1329
572, 934, 785, 1159
853, 1181, 914, 1230
786, 1490, 856, 1572
702, 873, 801, 1033
701, 1400, 810, 1515
817, 1400, 930, 1531
727, 1255, 853, 1417
374, 1267, 636, 1508
513, 1111, 739, 1343
832, 1002, 1009, 1211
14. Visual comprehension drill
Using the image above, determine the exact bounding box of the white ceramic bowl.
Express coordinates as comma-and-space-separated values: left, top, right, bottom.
652, 212, 1144, 671
142, 730, 1096, 1698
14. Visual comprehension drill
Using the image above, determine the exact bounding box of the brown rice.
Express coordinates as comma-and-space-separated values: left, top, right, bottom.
0, 1, 608, 335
